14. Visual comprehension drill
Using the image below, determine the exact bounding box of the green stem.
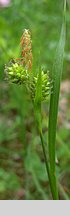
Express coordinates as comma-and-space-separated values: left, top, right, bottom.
39, 128, 58, 200
34, 103, 58, 199
34, 97, 58, 199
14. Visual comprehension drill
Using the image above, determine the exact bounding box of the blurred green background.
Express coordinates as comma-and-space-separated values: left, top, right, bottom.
0, 0, 70, 200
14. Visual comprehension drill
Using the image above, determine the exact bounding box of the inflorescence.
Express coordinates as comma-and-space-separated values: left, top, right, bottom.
5, 29, 52, 102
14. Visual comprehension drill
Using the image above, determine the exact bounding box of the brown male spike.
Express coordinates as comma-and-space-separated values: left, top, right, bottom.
20, 29, 33, 70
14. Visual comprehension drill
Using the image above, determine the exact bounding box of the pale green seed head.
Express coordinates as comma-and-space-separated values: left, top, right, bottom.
4, 60, 28, 84
4, 60, 52, 102
27, 70, 52, 102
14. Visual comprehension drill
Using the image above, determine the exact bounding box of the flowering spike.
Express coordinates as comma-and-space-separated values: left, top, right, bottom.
28, 71, 53, 102
20, 29, 32, 70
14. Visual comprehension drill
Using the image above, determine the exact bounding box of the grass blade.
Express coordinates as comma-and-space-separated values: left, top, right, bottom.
48, 0, 66, 199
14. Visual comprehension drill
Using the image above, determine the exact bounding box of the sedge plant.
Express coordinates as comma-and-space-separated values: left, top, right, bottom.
4, 0, 66, 200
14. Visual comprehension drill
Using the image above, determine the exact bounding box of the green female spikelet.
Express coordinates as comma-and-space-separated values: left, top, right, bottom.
4, 60, 28, 84
28, 70, 52, 101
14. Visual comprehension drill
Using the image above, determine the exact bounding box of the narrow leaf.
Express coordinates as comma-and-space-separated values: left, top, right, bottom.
34, 68, 42, 130
35, 69, 42, 105
48, 0, 66, 187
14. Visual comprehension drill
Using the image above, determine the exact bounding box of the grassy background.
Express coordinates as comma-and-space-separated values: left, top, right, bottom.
0, 0, 70, 199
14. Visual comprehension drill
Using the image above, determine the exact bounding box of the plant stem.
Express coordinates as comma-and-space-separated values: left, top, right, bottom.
39, 127, 58, 200
34, 101, 58, 199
